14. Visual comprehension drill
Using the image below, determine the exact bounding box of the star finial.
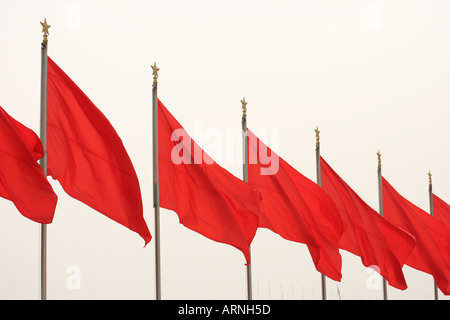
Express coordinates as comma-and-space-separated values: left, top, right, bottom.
377, 150, 382, 168
151, 62, 159, 84
40, 18, 51, 43
314, 126, 320, 146
241, 97, 247, 119
428, 170, 432, 187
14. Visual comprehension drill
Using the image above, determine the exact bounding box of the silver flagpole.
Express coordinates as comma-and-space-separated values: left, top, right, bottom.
151, 62, 161, 300
314, 127, 327, 300
241, 97, 252, 300
39, 18, 50, 301
376, 151, 388, 300
427, 171, 439, 300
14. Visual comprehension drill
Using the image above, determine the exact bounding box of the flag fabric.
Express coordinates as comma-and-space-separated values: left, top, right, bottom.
320, 157, 415, 290
0, 105, 57, 223
433, 194, 450, 227
158, 100, 260, 265
46, 57, 151, 245
5, 110, 45, 161
382, 177, 450, 295
247, 129, 344, 281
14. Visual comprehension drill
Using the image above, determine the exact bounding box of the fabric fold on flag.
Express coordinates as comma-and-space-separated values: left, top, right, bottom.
158, 100, 260, 265
46, 57, 151, 245
5, 110, 45, 161
433, 194, 450, 227
0, 105, 57, 223
320, 157, 415, 290
382, 178, 450, 295
247, 129, 344, 281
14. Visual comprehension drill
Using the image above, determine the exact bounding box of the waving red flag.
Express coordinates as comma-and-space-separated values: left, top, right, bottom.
5, 110, 44, 161
158, 100, 260, 265
0, 106, 57, 223
320, 157, 415, 290
247, 129, 343, 281
382, 178, 450, 295
47, 57, 151, 245
433, 194, 450, 227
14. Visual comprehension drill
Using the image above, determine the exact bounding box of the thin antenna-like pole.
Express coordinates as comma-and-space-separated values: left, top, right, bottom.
151, 62, 161, 300
428, 171, 439, 300
314, 127, 327, 300
376, 150, 388, 300
241, 97, 252, 300
39, 18, 50, 301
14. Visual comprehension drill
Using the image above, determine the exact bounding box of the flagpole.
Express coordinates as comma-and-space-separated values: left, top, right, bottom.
151, 62, 161, 300
241, 97, 252, 300
427, 171, 439, 300
376, 151, 388, 300
39, 18, 50, 301
314, 127, 327, 300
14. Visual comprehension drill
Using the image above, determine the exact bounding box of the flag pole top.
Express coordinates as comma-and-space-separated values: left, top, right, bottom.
151, 62, 160, 84
428, 171, 432, 187
241, 97, 247, 119
314, 126, 320, 146
377, 150, 382, 169
40, 18, 51, 44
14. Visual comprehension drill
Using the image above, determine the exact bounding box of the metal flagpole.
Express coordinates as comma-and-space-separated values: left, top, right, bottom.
241, 97, 252, 300
427, 171, 439, 300
151, 62, 161, 300
314, 127, 327, 300
376, 150, 388, 300
39, 18, 50, 301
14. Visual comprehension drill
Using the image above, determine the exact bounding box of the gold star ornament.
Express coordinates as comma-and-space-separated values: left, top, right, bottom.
377, 150, 382, 168
151, 62, 160, 84
40, 18, 51, 43
241, 97, 247, 118
314, 126, 320, 146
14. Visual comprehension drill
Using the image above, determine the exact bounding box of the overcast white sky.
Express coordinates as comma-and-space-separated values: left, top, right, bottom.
0, 0, 449, 300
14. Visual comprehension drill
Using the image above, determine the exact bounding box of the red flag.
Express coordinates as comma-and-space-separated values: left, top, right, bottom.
247, 129, 344, 281
46, 57, 151, 245
433, 194, 450, 227
382, 178, 450, 295
320, 157, 415, 290
158, 100, 260, 265
0, 106, 57, 223
5, 110, 44, 161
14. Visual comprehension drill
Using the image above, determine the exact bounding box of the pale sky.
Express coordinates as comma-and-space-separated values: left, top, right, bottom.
0, 0, 449, 300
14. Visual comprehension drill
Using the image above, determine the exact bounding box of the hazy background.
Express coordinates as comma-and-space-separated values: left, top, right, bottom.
0, 0, 449, 300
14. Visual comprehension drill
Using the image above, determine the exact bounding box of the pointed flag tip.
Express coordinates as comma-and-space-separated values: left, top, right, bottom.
151, 62, 159, 84
40, 18, 51, 43
314, 126, 320, 145
241, 97, 247, 119
377, 150, 382, 168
